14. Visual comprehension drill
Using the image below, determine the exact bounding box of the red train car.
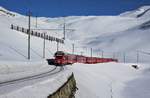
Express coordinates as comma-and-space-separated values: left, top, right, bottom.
54, 51, 77, 65
86, 57, 93, 64
76, 55, 87, 63
54, 51, 118, 66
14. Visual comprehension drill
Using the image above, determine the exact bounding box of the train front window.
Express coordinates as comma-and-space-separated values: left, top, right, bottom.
56, 56, 63, 59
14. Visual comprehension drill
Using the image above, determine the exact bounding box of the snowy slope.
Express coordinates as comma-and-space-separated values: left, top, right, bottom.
120, 6, 150, 18
0, 7, 73, 61
1, 6, 150, 62
55, 6, 150, 63
68, 62, 150, 98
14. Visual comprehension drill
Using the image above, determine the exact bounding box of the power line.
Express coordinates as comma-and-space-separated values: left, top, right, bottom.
9, 46, 27, 59
30, 48, 42, 58
139, 50, 150, 55
31, 28, 75, 31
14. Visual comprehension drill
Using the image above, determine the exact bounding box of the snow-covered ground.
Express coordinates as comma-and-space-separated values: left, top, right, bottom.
0, 60, 55, 82
0, 66, 72, 98
68, 62, 150, 98
0, 5, 150, 98
1, 62, 150, 98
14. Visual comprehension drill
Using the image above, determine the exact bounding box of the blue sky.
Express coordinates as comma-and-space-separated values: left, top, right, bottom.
0, 0, 150, 17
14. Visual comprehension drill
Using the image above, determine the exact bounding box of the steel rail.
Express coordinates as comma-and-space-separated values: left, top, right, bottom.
0, 66, 64, 87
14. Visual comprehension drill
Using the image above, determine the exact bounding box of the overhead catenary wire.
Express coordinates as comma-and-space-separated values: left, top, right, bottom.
30, 48, 43, 58
46, 48, 54, 55
9, 46, 27, 59
138, 50, 150, 55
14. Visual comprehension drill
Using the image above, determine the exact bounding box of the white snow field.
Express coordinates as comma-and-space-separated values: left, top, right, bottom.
68, 62, 150, 98
0, 5, 150, 98
0, 66, 72, 98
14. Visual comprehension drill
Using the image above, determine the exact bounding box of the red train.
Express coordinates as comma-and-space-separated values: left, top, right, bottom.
52, 51, 118, 66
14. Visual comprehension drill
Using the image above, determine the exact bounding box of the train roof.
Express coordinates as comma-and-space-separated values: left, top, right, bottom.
54, 51, 65, 55
54, 51, 73, 56
54, 51, 85, 57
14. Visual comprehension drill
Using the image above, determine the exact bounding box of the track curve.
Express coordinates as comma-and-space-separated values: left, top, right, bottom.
0, 66, 64, 87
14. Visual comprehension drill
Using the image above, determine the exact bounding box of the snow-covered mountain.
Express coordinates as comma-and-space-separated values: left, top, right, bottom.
61, 6, 150, 63
120, 6, 150, 18
0, 6, 150, 62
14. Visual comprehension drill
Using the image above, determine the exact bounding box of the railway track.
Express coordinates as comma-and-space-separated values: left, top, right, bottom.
0, 66, 64, 87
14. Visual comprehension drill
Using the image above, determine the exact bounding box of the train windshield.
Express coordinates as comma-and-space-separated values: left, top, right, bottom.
56, 56, 63, 59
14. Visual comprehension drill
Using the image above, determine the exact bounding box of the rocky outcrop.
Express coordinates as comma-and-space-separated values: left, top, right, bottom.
48, 73, 77, 98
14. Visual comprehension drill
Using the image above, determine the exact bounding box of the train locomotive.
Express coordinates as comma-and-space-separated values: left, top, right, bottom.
51, 51, 118, 66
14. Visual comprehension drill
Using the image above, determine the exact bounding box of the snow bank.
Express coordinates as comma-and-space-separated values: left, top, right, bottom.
67, 62, 146, 98
0, 66, 72, 98
0, 60, 56, 83
122, 63, 150, 98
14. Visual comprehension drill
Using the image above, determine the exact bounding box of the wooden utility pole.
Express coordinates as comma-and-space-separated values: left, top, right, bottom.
81, 51, 83, 56
43, 33, 46, 58
28, 10, 31, 60
57, 41, 59, 52
83, 46, 87, 55
101, 50, 104, 62
91, 48, 92, 57
102, 51, 104, 58
63, 19, 66, 40
137, 50, 139, 63
72, 43, 74, 54
113, 52, 115, 59
36, 15, 37, 28
123, 52, 126, 63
